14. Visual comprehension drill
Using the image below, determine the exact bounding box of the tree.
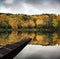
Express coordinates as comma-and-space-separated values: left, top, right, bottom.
8, 16, 18, 30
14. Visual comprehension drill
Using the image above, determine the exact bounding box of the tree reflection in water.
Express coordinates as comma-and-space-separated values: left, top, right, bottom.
0, 31, 60, 46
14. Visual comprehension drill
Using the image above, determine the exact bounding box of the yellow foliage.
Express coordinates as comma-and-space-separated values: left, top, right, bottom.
29, 33, 35, 39
36, 19, 44, 25
20, 33, 28, 39
57, 39, 60, 45
29, 20, 35, 27
9, 17, 18, 29
8, 31, 19, 44
57, 15, 60, 21
36, 35, 44, 44
0, 39, 8, 46
52, 19, 58, 27
21, 21, 28, 27
52, 33, 58, 42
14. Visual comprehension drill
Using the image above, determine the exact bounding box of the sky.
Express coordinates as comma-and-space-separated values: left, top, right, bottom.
0, 0, 60, 15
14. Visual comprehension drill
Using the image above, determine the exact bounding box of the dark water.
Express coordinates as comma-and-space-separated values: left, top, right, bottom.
0, 31, 60, 46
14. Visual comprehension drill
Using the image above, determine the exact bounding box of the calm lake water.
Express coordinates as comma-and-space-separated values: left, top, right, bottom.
0, 31, 60, 46
14, 45, 60, 59
0, 31, 60, 59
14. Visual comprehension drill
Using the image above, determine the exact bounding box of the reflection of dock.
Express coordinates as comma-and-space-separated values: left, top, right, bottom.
0, 38, 31, 59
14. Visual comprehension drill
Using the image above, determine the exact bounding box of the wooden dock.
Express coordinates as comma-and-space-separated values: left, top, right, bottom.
0, 38, 31, 59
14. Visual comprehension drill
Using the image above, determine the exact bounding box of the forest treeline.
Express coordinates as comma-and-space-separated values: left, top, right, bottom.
0, 13, 60, 31
0, 13, 60, 46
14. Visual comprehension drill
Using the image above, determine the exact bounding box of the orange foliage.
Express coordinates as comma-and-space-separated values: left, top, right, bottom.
8, 31, 19, 44
29, 20, 35, 27
21, 21, 28, 27
9, 17, 18, 29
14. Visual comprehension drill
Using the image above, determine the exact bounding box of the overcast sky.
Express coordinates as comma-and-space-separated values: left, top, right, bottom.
0, 0, 60, 15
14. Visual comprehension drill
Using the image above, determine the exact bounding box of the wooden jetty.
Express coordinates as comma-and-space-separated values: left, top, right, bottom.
0, 38, 31, 59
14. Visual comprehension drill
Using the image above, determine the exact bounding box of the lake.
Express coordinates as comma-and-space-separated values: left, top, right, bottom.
0, 31, 60, 59
14, 45, 60, 59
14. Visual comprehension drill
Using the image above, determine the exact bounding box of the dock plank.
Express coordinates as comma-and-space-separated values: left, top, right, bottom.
0, 38, 31, 59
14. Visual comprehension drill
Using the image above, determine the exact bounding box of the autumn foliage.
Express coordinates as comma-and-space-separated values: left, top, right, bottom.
0, 13, 60, 46
0, 13, 60, 30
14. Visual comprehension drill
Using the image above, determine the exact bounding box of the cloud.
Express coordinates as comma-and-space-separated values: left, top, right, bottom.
0, 0, 4, 2
5, 0, 14, 4
24, 0, 60, 14
0, 6, 12, 13
0, 0, 5, 5
0, 0, 60, 14
25, 0, 60, 4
